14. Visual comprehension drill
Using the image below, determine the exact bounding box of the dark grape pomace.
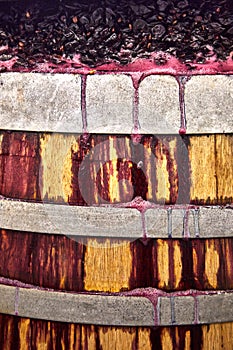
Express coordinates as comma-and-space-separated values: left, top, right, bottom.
0, 0, 232, 68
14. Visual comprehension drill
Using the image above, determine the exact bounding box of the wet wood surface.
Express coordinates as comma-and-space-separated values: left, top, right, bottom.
1, 132, 233, 205
1, 131, 232, 348
0, 314, 232, 350
1, 229, 233, 293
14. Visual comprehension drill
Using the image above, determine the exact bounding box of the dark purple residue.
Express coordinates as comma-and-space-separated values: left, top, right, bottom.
176, 76, 191, 135
130, 73, 143, 143
14, 287, 19, 316
1, 0, 233, 74
109, 195, 198, 211
81, 74, 88, 136
120, 287, 226, 326
141, 211, 148, 242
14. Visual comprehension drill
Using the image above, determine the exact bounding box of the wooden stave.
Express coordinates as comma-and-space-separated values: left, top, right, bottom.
0, 313, 233, 350
0, 229, 233, 293
0, 131, 233, 346
1, 131, 233, 206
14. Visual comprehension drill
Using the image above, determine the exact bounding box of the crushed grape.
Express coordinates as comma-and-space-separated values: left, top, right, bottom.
0, 0, 232, 68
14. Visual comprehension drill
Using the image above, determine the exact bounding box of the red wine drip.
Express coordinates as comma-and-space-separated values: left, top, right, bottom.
120, 287, 225, 326
130, 73, 143, 143
81, 75, 88, 140
14, 287, 19, 316
176, 76, 191, 135
141, 211, 148, 244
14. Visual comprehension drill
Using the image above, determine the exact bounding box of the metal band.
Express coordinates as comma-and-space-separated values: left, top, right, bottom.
0, 282, 233, 326
0, 73, 232, 134
0, 199, 233, 238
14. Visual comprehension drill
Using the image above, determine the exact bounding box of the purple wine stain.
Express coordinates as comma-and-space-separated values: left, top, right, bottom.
120, 287, 222, 326
176, 76, 191, 135
81, 74, 89, 139
130, 73, 143, 144
14, 287, 19, 316
0, 131, 41, 202
162, 136, 179, 204
120, 287, 166, 326
175, 135, 191, 205
140, 211, 149, 244
113, 196, 200, 240
113, 197, 152, 240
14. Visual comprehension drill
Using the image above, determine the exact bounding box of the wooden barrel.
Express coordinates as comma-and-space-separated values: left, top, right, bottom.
1, 71, 233, 349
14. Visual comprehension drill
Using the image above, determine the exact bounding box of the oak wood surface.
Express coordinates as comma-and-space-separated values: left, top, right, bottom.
1, 229, 233, 293
1, 131, 232, 348
1, 132, 233, 205
0, 314, 233, 350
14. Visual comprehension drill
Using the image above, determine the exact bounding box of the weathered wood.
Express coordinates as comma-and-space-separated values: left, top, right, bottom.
215, 135, 233, 203
84, 239, 132, 292
0, 132, 40, 201
1, 229, 233, 293
1, 132, 233, 205
189, 135, 216, 204
0, 314, 233, 349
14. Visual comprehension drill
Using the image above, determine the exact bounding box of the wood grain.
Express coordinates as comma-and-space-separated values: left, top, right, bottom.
161, 328, 173, 350
202, 322, 233, 350
189, 135, 216, 204
98, 327, 136, 350
215, 134, 233, 204
1, 314, 233, 349
0, 132, 40, 201
1, 132, 233, 205
204, 240, 220, 289
157, 239, 170, 289
40, 133, 79, 203
84, 239, 132, 292
1, 229, 233, 293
